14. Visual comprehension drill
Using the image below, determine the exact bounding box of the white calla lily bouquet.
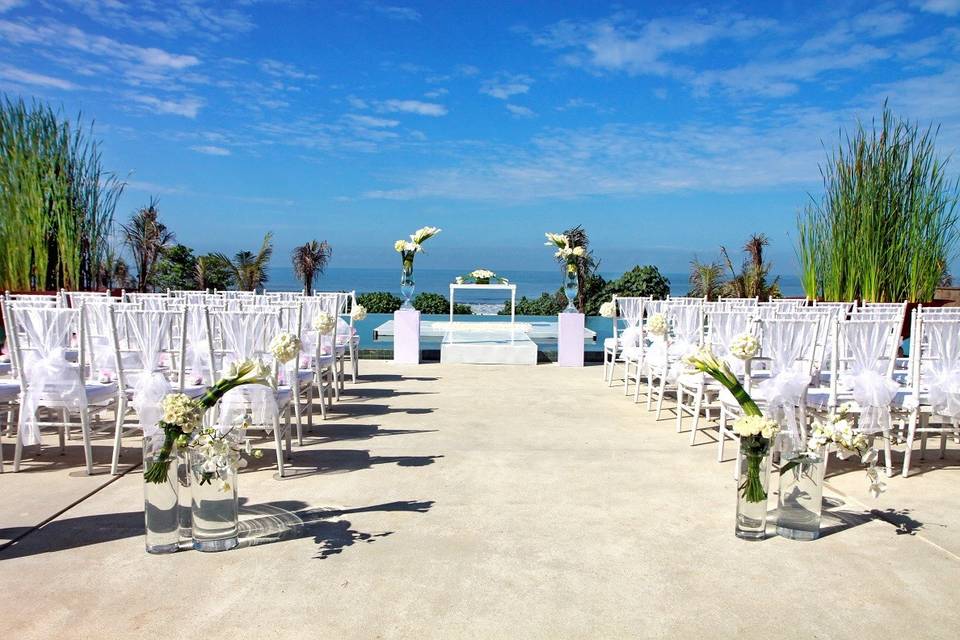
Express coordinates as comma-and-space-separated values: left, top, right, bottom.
143, 358, 273, 484
395, 226, 441, 272
455, 269, 508, 285
545, 232, 585, 275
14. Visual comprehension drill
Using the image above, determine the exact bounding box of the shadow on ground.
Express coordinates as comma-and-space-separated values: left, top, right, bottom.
0, 499, 434, 561
238, 499, 435, 559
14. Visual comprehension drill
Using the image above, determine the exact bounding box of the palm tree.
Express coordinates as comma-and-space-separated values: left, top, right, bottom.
211, 232, 274, 291
121, 198, 175, 292
688, 258, 725, 300
721, 233, 781, 299
291, 240, 332, 295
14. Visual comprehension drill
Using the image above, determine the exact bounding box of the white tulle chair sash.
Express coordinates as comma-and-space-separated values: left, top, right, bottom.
216, 312, 277, 428
756, 320, 818, 450
922, 320, 960, 419
16, 308, 85, 445
124, 311, 174, 436
843, 320, 900, 434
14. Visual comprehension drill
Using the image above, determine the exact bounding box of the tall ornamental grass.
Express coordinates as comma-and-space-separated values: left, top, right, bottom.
0, 95, 123, 291
798, 105, 959, 303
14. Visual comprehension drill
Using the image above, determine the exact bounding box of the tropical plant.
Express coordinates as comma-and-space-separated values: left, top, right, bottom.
720, 234, 781, 300
153, 244, 197, 291
798, 104, 960, 302
412, 292, 472, 315
355, 291, 403, 313
0, 95, 124, 291
500, 293, 564, 316
546, 225, 596, 312
291, 239, 332, 295
601, 265, 671, 301
688, 259, 726, 300
195, 254, 234, 291
121, 199, 175, 292
211, 232, 274, 291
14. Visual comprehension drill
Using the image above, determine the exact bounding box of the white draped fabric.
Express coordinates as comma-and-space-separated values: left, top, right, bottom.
924, 320, 960, 418
843, 320, 900, 434
82, 302, 117, 376
708, 311, 752, 375
124, 311, 173, 436
16, 308, 84, 446
617, 298, 645, 348
755, 320, 818, 450
216, 312, 277, 428
184, 306, 211, 384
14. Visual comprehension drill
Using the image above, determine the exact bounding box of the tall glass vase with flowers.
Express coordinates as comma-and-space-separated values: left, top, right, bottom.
683, 347, 779, 540
545, 232, 585, 313
394, 226, 441, 309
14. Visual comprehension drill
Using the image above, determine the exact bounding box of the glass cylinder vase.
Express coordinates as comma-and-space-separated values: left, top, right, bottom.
563, 266, 578, 313
776, 449, 826, 541
189, 450, 240, 552
400, 260, 415, 309
143, 434, 180, 554
736, 439, 771, 540
177, 449, 192, 542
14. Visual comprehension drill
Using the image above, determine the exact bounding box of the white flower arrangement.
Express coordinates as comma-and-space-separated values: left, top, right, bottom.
807, 410, 885, 497
191, 426, 264, 493
729, 333, 760, 360
162, 393, 203, 434
222, 358, 271, 383
647, 313, 668, 337
395, 227, 441, 255
599, 301, 616, 318
732, 415, 780, 439
313, 311, 336, 334
269, 332, 301, 364
457, 269, 508, 284
350, 304, 367, 321
544, 232, 585, 268
471, 269, 495, 279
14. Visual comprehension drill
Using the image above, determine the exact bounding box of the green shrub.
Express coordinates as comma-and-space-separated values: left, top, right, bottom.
412, 292, 472, 314
499, 292, 564, 316
356, 291, 403, 313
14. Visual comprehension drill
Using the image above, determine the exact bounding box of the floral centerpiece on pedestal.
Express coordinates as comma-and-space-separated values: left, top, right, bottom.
394, 226, 441, 309
545, 232, 585, 313
455, 269, 509, 285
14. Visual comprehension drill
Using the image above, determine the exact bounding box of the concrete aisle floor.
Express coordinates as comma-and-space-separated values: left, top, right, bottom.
1, 361, 959, 639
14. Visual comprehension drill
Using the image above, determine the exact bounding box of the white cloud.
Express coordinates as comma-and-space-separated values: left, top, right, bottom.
506, 104, 536, 118
424, 87, 448, 98
61, 0, 255, 40
480, 73, 533, 100
344, 114, 400, 127
380, 99, 448, 116
191, 145, 231, 156
913, 0, 960, 16
368, 3, 421, 22
0, 0, 24, 13
533, 13, 774, 76
132, 94, 204, 118
259, 59, 317, 80
0, 64, 76, 89
0, 19, 200, 70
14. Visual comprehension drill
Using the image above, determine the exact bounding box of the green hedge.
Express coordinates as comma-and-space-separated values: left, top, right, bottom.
413, 292, 472, 314
356, 291, 403, 313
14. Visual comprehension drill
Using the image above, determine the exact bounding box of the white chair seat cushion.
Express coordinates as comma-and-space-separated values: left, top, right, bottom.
676, 372, 706, 388
0, 361, 11, 377
603, 337, 619, 351
179, 384, 209, 399
621, 346, 643, 361
296, 369, 313, 383
41, 381, 117, 405
275, 386, 292, 405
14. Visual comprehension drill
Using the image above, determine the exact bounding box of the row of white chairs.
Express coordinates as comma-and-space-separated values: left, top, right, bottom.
0, 293, 360, 476
603, 296, 960, 478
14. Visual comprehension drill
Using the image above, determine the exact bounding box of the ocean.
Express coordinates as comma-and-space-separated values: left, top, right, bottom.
266, 266, 805, 302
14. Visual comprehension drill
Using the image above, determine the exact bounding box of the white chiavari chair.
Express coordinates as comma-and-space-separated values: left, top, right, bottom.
605, 296, 648, 386
4, 304, 120, 474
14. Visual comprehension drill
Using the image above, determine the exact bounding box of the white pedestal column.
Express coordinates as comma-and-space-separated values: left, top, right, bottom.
557, 312, 585, 367
393, 309, 421, 364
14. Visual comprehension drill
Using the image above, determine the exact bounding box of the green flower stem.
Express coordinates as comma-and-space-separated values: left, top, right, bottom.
143, 430, 176, 484
739, 436, 771, 503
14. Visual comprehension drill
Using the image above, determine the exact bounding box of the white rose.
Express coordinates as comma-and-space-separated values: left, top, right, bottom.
269, 332, 301, 364
351, 304, 367, 321
647, 313, 668, 337
313, 311, 336, 334
729, 333, 760, 360
599, 301, 616, 318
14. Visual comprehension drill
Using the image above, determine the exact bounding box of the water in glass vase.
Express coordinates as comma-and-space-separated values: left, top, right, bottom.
777, 450, 826, 541
735, 447, 771, 540
563, 268, 578, 313
400, 263, 415, 309
143, 435, 180, 554
190, 451, 239, 552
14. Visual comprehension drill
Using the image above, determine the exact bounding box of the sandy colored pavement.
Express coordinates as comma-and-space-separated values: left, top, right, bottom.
1, 361, 958, 639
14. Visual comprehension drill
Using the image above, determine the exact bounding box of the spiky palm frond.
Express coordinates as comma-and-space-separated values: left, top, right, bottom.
211, 232, 274, 291
120, 198, 174, 292
291, 239, 332, 295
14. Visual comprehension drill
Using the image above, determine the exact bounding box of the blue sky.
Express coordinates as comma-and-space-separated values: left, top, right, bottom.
1, 0, 959, 275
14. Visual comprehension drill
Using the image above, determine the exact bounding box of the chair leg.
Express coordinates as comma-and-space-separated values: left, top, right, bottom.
633, 366, 643, 404
292, 390, 303, 446
285, 408, 292, 456
111, 398, 126, 475
675, 386, 684, 433
79, 409, 94, 475
655, 377, 666, 420
902, 411, 917, 477
881, 429, 893, 477
273, 413, 285, 478
646, 372, 654, 411
689, 390, 703, 446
